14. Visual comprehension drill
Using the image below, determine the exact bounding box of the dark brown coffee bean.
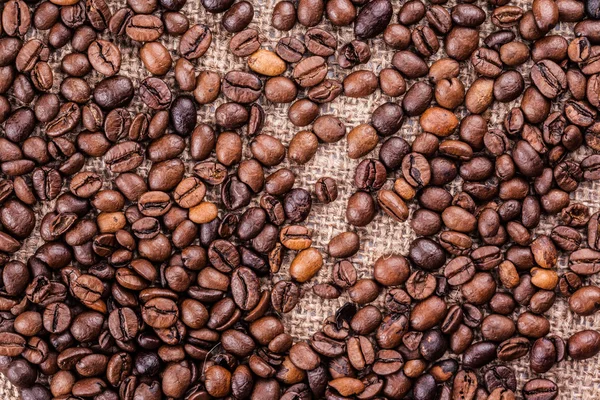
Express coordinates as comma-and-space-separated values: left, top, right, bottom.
271, 280, 300, 312
568, 330, 600, 360
222, 71, 262, 104
354, 0, 392, 39
179, 24, 212, 59
531, 60, 567, 99
444, 256, 475, 286
346, 191, 376, 227
221, 1, 253, 32
403, 81, 433, 116
272, 1, 296, 30
402, 152, 431, 188
314, 177, 338, 204
522, 378, 558, 400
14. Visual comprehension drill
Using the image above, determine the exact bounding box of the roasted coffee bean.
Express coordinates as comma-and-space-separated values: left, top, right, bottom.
315, 177, 338, 204
497, 337, 530, 362
445, 27, 479, 61
222, 1, 254, 32
305, 28, 336, 56
531, 60, 567, 99
338, 40, 370, 68
399, 0, 426, 25
272, 280, 301, 312
530, 335, 565, 373
343, 70, 378, 98
222, 71, 262, 104
568, 330, 600, 360
265, 168, 296, 196
297, 0, 324, 27
402, 153, 431, 188
163, 11, 189, 35
354, 0, 392, 39
193, 70, 221, 105
445, 257, 475, 286
94, 76, 134, 109
288, 131, 317, 164
393, 51, 428, 80
138, 78, 171, 111
179, 24, 212, 59
346, 191, 376, 227
284, 188, 312, 223
170, 96, 197, 135
409, 238, 446, 271
308, 79, 342, 103
371, 102, 405, 136
332, 260, 357, 289
248, 49, 287, 76
569, 248, 600, 275
274, 37, 304, 63
272, 1, 297, 30
522, 378, 558, 400
379, 136, 410, 170
354, 159, 386, 191
378, 190, 409, 222
288, 99, 319, 127
230, 29, 261, 57
327, 231, 359, 258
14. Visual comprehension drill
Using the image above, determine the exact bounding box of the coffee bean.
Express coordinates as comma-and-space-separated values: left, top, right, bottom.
402, 152, 431, 188
297, 0, 324, 27
229, 28, 261, 56
315, 177, 338, 204
327, 231, 359, 258
272, 1, 297, 30
371, 102, 404, 136
497, 337, 530, 362
332, 260, 357, 289
569, 248, 600, 275
265, 168, 295, 196
354, 158, 386, 191
179, 24, 212, 59
568, 330, 600, 360
338, 40, 370, 68
346, 191, 376, 227
522, 378, 558, 400
305, 28, 336, 56
141, 297, 178, 329
248, 49, 286, 76
93, 76, 134, 109
530, 335, 565, 373
139, 41, 172, 76
397, 0, 424, 25
284, 188, 312, 222
354, 0, 392, 39
222, 1, 254, 32
170, 95, 197, 135
444, 256, 475, 286
222, 71, 262, 104
272, 280, 301, 311
382, 24, 410, 51
307, 79, 342, 103
378, 189, 409, 222
409, 238, 446, 271
293, 56, 327, 87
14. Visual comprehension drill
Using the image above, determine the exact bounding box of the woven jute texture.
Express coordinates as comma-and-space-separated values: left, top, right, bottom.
2, 0, 600, 398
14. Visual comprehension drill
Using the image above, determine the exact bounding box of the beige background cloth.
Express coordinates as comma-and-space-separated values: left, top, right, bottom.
2, 0, 600, 398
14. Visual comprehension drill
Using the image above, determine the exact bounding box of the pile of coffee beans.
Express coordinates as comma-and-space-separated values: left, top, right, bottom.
2, 0, 600, 398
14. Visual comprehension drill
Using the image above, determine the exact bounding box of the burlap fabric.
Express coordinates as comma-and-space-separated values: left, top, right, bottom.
1, 0, 599, 398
